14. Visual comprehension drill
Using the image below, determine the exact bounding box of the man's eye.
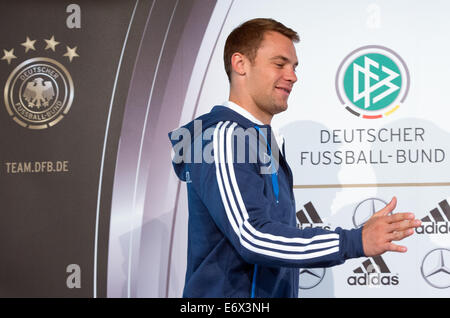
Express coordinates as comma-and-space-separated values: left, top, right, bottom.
276, 64, 284, 68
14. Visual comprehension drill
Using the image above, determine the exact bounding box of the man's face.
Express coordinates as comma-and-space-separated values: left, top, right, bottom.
245, 31, 298, 117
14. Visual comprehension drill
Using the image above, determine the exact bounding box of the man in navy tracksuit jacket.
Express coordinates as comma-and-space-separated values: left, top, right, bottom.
169, 104, 364, 297
168, 18, 420, 298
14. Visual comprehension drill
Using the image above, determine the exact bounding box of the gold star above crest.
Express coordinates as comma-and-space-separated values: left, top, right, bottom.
1, 48, 17, 64
63, 46, 79, 62
21, 36, 36, 53
44, 35, 60, 51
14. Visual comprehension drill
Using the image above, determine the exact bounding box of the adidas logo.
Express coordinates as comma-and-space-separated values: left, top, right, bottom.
347, 256, 399, 286
416, 199, 450, 235
296, 202, 331, 230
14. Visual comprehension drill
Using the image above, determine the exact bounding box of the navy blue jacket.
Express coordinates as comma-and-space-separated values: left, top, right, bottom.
168, 105, 364, 297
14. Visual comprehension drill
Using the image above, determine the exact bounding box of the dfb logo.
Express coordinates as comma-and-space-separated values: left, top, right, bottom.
336, 45, 409, 119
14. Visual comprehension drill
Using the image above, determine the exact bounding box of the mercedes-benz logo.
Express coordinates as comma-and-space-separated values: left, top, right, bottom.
352, 198, 388, 228
420, 248, 450, 289
298, 268, 325, 290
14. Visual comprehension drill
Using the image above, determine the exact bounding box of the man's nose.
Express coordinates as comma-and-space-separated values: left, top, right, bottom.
285, 67, 297, 84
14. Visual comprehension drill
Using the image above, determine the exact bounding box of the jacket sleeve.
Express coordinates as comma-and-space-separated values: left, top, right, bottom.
192, 121, 365, 269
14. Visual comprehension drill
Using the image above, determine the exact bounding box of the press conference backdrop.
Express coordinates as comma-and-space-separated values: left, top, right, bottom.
0, 0, 448, 297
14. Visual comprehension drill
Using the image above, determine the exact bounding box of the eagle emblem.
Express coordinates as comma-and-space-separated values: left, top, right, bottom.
22, 77, 55, 108
4, 56, 74, 129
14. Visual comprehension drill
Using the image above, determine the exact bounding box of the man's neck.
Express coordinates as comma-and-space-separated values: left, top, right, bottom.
224, 100, 264, 125
228, 97, 272, 125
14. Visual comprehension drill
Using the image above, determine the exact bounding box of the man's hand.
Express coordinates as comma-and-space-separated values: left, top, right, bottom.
362, 197, 421, 257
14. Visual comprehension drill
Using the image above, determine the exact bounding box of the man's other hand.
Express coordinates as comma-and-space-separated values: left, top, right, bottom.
362, 196, 421, 257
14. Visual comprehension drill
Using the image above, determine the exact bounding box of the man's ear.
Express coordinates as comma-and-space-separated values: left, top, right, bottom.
230, 52, 247, 77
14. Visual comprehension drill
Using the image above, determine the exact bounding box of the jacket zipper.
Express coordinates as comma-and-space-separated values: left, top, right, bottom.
251, 264, 258, 298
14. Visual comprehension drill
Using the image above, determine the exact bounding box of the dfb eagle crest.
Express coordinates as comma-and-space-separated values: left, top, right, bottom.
22, 77, 55, 108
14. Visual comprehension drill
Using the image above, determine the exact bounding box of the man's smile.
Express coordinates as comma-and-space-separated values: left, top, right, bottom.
275, 85, 292, 96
